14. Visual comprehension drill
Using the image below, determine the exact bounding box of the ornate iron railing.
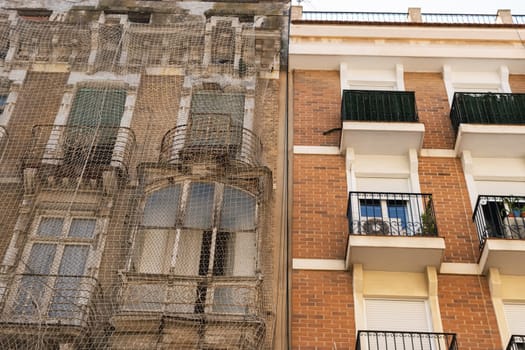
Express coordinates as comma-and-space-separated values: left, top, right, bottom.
341, 90, 418, 122
506, 335, 525, 350
159, 124, 263, 167
23, 124, 136, 178
0, 274, 102, 330
347, 192, 437, 236
356, 330, 458, 350
450, 92, 525, 133
118, 272, 262, 316
473, 195, 525, 249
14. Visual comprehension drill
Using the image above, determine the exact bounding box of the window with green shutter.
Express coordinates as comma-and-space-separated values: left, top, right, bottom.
64, 88, 126, 170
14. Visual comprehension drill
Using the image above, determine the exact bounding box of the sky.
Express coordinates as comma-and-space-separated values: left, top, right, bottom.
296, 0, 525, 15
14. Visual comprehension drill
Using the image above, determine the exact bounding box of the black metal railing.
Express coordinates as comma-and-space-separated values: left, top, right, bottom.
118, 272, 262, 316
506, 335, 525, 350
301, 11, 525, 25
473, 195, 525, 249
159, 124, 263, 167
23, 124, 136, 178
341, 90, 418, 122
450, 92, 525, 133
356, 331, 458, 350
347, 192, 437, 236
0, 274, 102, 330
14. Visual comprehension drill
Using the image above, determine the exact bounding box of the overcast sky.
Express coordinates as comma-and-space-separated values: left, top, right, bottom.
296, 0, 525, 14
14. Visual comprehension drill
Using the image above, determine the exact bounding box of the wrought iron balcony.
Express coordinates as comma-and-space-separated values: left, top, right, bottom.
117, 272, 262, 317
341, 90, 418, 123
23, 124, 136, 179
473, 195, 525, 248
356, 330, 458, 350
506, 335, 525, 350
159, 123, 263, 167
450, 92, 525, 133
0, 274, 102, 332
347, 192, 437, 237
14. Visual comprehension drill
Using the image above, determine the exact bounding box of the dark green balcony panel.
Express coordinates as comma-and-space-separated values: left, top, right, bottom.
341, 90, 418, 122
450, 92, 525, 132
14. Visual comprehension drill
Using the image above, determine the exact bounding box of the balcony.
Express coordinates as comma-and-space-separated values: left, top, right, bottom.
159, 123, 263, 167
340, 90, 424, 155
356, 330, 458, 350
112, 272, 265, 349
346, 192, 445, 272
23, 124, 135, 181
0, 274, 102, 338
507, 335, 525, 350
451, 92, 525, 157
473, 195, 525, 275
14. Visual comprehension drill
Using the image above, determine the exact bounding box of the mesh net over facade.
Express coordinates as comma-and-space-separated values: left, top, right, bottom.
0, 3, 286, 349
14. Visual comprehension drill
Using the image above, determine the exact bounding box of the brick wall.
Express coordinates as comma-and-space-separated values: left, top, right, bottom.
439, 275, 501, 350
419, 157, 478, 263
509, 74, 525, 93
293, 154, 348, 259
1, 72, 68, 176
292, 270, 355, 350
293, 70, 341, 146
404, 73, 455, 149
131, 75, 184, 165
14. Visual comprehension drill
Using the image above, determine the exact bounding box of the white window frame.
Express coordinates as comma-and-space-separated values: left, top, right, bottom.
6, 214, 101, 324
128, 180, 259, 315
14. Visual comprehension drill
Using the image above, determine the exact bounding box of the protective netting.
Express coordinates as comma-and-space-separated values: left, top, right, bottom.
0, 7, 284, 350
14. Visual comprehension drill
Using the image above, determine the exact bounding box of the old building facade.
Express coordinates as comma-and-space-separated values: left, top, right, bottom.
0, 0, 288, 349
289, 6, 525, 350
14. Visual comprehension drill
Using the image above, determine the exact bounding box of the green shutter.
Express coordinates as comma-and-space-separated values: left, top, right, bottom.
69, 88, 126, 127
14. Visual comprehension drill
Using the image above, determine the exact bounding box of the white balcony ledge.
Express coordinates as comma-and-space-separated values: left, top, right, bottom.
345, 235, 445, 272
454, 124, 525, 158
340, 121, 425, 155
479, 239, 525, 275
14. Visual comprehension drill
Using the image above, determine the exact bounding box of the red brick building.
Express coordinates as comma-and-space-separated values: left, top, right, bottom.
289, 7, 525, 350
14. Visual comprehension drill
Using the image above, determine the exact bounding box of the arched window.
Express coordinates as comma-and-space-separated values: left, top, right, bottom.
134, 182, 257, 278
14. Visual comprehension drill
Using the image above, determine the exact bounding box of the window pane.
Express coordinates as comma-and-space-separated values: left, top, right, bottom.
143, 186, 181, 227
48, 245, 90, 319
387, 201, 408, 229
220, 187, 256, 231
184, 183, 214, 229
172, 230, 203, 276
37, 217, 64, 237
137, 229, 173, 274
360, 200, 381, 217
15, 244, 57, 316
214, 231, 256, 277
25, 243, 56, 274
68, 218, 96, 238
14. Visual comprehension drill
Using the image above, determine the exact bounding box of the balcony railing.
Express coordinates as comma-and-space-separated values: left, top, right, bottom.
473, 195, 525, 248
300, 11, 525, 25
341, 90, 418, 122
0, 274, 102, 331
506, 335, 525, 350
23, 124, 136, 178
450, 92, 525, 133
118, 272, 262, 317
347, 192, 437, 236
356, 331, 458, 350
159, 124, 263, 167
